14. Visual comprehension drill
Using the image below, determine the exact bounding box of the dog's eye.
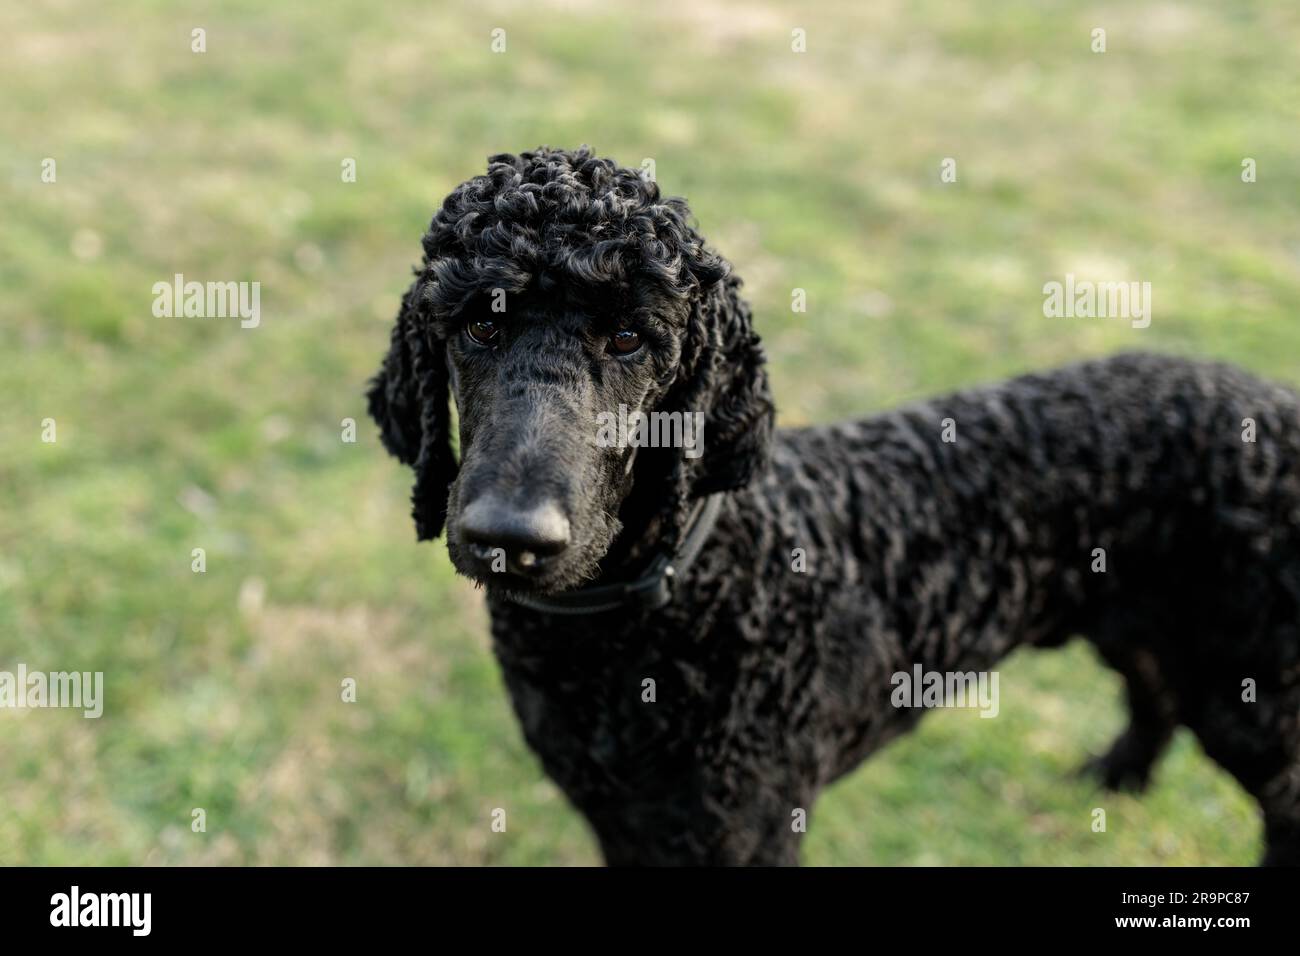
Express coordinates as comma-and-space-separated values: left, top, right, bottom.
609, 329, 642, 355
466, 319, 500, 346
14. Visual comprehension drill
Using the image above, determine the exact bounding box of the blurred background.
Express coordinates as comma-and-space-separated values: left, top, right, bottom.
2, 0, 1298, 865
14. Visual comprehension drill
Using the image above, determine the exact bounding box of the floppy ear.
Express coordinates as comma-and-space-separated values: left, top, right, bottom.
367, 280, 459, 540
669, 272, 775, 498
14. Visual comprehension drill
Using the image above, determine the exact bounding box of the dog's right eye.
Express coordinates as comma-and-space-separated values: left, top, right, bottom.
466, 319, 500, 346
609, 329, 642, 355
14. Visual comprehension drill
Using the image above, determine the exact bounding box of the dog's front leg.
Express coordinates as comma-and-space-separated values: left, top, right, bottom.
587, 783, 811, 867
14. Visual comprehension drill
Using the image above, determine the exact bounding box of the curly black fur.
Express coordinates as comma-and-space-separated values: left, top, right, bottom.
370, 147, 1300, 865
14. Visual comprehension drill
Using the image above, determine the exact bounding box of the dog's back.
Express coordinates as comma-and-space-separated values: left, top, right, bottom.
761, 351, 1300, 862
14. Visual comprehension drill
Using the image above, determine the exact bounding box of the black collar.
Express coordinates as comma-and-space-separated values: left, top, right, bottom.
504, 494, 725, 616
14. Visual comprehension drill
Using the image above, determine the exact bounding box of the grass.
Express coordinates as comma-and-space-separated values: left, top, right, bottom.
2, 0, 1296, 865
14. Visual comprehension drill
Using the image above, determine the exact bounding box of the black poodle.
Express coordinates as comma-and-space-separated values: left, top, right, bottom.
369, 146, 1300, 865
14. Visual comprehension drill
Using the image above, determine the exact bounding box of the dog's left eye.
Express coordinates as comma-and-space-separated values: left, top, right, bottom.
466, 319, 500, 346
609, 329, 642, 355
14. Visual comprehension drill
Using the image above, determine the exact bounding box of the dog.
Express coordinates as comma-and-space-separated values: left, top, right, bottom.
369, 146, 1300, 865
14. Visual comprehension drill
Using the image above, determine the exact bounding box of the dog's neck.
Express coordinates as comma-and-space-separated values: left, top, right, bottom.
599, 449, 697, 576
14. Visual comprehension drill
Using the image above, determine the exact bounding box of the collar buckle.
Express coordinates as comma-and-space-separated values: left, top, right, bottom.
627, 555, 675, 611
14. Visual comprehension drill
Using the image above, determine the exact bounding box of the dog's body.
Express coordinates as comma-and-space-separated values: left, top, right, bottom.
371, 148, 1300, 865
490, 354, 1300, 865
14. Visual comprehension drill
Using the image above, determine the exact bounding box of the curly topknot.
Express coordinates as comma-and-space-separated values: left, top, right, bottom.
417, 146, 728, 318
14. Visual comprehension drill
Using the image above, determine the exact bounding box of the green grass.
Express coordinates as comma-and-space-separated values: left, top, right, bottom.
2, 0, 1296, 864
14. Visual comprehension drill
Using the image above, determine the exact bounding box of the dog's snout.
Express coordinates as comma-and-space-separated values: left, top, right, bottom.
458, 495, 571, 572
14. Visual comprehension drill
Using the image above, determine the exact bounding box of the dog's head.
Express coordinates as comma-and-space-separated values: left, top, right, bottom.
368, 146, 773, 593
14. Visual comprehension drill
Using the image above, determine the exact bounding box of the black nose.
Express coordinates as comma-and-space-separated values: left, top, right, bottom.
458, 495, 571, 573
